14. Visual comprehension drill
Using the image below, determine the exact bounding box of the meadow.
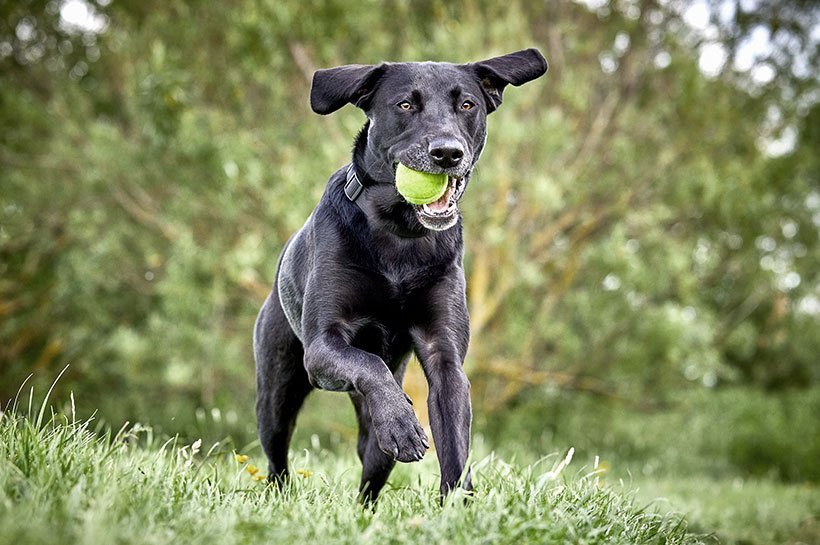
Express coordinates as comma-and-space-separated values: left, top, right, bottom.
1, 381, 817, 545
0, 399, 704, 545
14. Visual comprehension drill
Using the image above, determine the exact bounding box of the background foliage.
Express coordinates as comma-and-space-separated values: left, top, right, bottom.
1, 0, 818, 500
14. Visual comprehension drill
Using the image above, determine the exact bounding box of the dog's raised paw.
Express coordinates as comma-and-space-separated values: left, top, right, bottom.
368, 392, 428, 463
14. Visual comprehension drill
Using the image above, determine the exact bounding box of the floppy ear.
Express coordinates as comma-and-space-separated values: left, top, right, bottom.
472, 48, 548, 113
310, 63, 388, 115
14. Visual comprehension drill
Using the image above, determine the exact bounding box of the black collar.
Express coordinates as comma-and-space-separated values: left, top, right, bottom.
345, 163, 373, 216
344, 163, 365, 203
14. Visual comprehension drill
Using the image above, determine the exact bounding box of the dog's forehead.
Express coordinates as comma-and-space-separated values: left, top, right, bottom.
384, 62, 474, 95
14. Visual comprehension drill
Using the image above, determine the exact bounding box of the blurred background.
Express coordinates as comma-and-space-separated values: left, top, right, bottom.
1, 0, 818, 527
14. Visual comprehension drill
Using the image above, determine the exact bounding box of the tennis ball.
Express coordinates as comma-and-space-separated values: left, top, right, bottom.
395, 164, 448, 205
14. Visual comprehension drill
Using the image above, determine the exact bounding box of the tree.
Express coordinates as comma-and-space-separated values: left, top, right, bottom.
1, 1, 816, 439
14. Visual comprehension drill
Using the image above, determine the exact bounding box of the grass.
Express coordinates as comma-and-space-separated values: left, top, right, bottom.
4, 380, 819, 545
473, 387, 820, 545
633, 476, 819, 545
0, 393, 710, 545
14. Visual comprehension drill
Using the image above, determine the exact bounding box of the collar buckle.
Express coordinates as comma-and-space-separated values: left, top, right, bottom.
344, 164, 364, 202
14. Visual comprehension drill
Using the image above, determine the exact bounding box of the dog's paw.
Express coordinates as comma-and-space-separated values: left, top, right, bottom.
369, 391, 429, 463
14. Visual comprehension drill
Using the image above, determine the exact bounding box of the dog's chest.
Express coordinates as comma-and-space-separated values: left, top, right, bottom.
336, 275, 403, 361
359, 258, 445, 307
341, 266, 437, 359
350, 264, 427, 313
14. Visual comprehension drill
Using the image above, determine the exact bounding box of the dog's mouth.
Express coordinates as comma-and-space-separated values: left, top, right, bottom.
389, 158, 470, 231
412, 175, 466, 231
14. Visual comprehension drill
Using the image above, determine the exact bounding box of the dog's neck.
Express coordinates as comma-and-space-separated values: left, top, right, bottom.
351, 121, 386, 187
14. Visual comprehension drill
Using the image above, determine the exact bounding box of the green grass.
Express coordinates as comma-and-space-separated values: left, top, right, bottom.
4, 381, 819, 545
632, 477, 819, 545
0, 400, 709, 545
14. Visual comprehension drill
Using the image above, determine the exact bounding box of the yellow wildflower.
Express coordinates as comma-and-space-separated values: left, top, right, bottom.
246, 464, 260, 476
296, 468, 313, 478
252, 474, 267, 482
234, 453, 249, 464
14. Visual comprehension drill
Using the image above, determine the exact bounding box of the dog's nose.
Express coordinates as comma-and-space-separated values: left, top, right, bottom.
428, 138, 464, 168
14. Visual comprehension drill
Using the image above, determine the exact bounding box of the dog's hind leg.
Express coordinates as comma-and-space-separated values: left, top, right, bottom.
350, 353, 411, 504
254, 288, 312, 484
350, 392, 395, 504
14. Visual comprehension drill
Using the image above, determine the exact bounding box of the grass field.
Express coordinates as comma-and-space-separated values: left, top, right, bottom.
632, 476, 819, 545
0, 400, 706, 545
1, 390, 817, 545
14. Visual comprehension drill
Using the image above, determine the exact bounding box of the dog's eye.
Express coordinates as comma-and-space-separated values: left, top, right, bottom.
461, 101, 475, 111
397, 101, 412, 111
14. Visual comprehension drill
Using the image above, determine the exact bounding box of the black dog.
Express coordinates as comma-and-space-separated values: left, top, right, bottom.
254, 49, 547, 502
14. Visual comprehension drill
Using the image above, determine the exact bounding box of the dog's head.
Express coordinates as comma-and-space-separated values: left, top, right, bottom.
311, 49, 547, 231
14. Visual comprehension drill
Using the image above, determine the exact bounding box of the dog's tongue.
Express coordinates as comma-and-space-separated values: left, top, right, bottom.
426, 183, 453, 212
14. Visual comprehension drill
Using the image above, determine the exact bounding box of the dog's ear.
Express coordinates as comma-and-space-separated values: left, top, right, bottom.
471, 49, 548, 113
310, 63, 388, 115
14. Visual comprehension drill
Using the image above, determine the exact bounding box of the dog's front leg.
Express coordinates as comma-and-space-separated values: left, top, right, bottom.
303, 324, 428, 463
411, 277, 473, 498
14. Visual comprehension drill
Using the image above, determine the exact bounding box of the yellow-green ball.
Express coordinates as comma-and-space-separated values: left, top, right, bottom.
395, 164, 448, 205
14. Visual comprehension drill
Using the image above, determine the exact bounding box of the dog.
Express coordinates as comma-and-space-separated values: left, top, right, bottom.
254, 49, 547, 502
